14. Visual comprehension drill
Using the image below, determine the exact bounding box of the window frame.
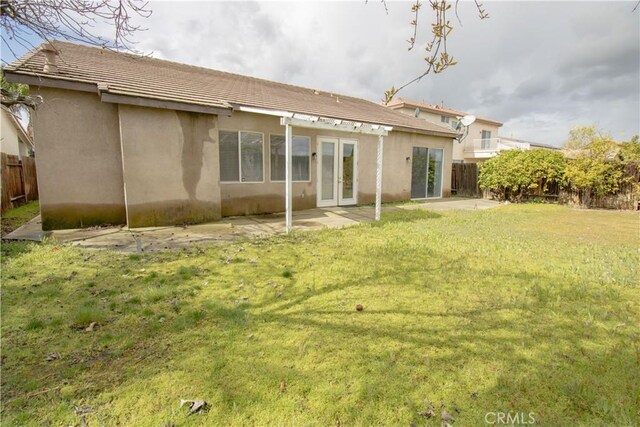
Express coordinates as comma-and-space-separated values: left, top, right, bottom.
268, 133, 312, 183
218, 129, 265, 184
441, 115, 450, 124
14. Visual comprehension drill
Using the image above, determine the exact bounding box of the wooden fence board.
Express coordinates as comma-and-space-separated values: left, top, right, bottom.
451, 163, 480, 197
1, 153, 39, 213
22, 157, 38, 202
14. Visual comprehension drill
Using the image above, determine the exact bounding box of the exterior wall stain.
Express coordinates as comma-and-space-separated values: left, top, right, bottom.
127, 200, 220, 228
119, 105, 222, 228
221, 193, 316, 217
41, 203, 126, 230
178, 112, 206, 200
357, 192, 409, 205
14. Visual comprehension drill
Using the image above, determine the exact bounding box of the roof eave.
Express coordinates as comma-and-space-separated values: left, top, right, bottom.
4, 70, 233, 116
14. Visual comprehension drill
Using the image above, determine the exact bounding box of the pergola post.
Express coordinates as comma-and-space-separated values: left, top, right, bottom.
375, 134, 384, 221
285, 122, 293, 233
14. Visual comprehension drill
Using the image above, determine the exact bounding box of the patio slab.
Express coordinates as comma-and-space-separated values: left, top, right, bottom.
4, 198, 501, 251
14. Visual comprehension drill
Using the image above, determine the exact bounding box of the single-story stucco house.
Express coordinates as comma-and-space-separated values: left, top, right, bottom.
4, 41, 457, 230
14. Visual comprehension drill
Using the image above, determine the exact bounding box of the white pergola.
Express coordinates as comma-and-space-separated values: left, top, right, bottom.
234, 105, 392, 233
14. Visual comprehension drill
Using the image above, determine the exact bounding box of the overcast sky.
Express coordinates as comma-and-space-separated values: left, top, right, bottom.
3, 1, 639, 146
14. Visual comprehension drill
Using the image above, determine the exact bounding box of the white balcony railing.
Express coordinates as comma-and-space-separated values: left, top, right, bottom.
464, 138, 530, 158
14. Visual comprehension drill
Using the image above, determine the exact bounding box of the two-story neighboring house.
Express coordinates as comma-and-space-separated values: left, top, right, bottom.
386, 98, 504, 163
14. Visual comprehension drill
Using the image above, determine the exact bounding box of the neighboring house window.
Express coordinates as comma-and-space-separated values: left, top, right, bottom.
270, 135, 311, 182
219, 130, 264, 182
441, 116, 450, 124
451, 119, 459, 130
481, 130, 492, 149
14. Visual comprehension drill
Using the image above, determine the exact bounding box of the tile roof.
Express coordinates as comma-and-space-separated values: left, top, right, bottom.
5, 41, 457, 137
386, 97, 503, 126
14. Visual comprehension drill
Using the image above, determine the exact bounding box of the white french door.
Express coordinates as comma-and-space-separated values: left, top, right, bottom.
317, 137, 358, 207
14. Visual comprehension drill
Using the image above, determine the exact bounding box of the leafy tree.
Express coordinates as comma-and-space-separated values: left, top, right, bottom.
563, 126, 624, 206
1, 65, 35, 107
564, 126, 619, 159
618, 135, 640, 163
478, 149, 566, 201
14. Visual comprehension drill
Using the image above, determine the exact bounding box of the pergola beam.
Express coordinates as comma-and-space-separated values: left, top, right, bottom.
281, 116, 391, 136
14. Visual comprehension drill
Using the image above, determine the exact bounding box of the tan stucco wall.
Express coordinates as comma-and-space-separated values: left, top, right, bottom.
218, 111, 453, 215
395, 106, 501, 162
118, 105, 221, 227
32, 88, 126, 230
380, 131, 453, 202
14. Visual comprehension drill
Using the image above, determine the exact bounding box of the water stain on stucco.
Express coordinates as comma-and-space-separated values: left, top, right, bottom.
127, 199, 221, 228
177, 112, 213, 201
41, 203, 127, 230
220, 193, 316, 217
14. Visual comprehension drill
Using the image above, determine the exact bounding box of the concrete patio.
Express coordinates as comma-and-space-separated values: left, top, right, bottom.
4, 198, 500, 252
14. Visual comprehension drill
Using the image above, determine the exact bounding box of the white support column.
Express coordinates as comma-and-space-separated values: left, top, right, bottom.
375, 134, 384, 221
285, 122, 293, 233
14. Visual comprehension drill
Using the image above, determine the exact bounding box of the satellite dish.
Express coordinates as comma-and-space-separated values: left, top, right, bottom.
455, 115, 476, 144
460, 115, 476, 127
414, 107, 421, 118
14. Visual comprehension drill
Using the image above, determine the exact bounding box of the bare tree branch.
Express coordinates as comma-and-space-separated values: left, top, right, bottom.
380, 0, 488, 104
0, 0, 152, 53
1, 0, 151, 108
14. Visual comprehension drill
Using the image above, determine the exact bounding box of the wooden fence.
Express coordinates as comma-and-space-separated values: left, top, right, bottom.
483, 162, 640, 210
558, 162, 640, 210
451, 163, 480, 197
1, 153, 38, 213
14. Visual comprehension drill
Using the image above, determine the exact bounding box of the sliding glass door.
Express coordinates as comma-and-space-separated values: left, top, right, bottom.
427, 148, 443, 198
410, 147, 443, 199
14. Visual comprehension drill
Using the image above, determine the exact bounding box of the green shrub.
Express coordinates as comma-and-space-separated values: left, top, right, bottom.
479, 149, 566, 201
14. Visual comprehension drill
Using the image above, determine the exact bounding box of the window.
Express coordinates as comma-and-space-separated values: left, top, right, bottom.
481, 130, 492, 150
270, 135, 310, 181
441, 116, 450, 124
219, 131, 239, 182
219, 130, 264, 182
451, 119, 459, 130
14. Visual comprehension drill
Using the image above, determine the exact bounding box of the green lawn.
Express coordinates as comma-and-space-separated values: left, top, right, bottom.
1, 205, 638, 426
1, 201, 39, 237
